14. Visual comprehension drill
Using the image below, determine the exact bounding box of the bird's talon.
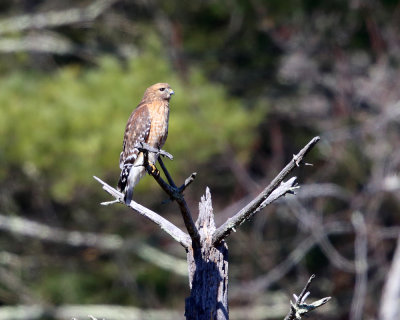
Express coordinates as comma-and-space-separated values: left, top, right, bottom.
149, 164, 158, 174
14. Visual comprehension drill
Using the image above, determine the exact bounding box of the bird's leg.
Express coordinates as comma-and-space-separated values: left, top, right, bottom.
149, 163, 158, 175
158, 157, 177, 188
142, 149, 160, 176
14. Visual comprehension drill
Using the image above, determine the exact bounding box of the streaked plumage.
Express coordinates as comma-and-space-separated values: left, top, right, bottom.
117, 83, 174, 204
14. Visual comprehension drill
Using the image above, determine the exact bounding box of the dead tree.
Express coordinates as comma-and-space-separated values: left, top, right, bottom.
95, 136, 330, 320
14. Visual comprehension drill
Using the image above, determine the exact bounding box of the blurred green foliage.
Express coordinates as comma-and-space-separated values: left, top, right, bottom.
0, 0, 398, 317
0, 36, 265, 202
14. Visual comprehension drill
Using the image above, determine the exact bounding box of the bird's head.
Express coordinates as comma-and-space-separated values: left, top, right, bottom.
144, 83, 175, 102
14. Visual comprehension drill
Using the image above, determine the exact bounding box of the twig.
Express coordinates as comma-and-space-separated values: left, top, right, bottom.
178, 172, 197, 193
145, 162, 201, 249
161, 173, 197, 205
212, 136, 320, 245
284, 275, 331, 320
93, 176, 190, 249
255, 177, 299, 214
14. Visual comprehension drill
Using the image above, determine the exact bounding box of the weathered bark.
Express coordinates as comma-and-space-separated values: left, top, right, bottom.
185, 188, 229, 320
95, 136, 325, 320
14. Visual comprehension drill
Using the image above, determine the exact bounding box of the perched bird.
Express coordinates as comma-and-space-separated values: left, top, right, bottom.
117, 83, 174, 205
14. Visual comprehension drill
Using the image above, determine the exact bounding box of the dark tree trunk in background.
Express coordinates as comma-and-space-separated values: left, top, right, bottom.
185, 189, 229, 320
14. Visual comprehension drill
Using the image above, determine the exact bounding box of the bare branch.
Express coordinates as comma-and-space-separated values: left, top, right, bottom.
213, 136, 320, 244
257, 177, 299, 212
0, 33, 75, 54
136, 243, 188, 276
377, 226, 400, 239
0, 0, 118, 35
294, 183, 350, 200
379, 234, 400, 320
0, 266, 41, 304
146, 162, 201, 249
287, 199, 355, 272
232, 222, 353, 299
0, 213, 188, 276
93, 176, 191, 249
0, 302, 331, 320
284, 275, 331, 320
215, 182, 349, 225
95, 141, 200, 249
0, 212, 122, 250
350, 212, 368, 320
178, 172, 197, 193
133, 144, 201, 249
158, 156, 177, 187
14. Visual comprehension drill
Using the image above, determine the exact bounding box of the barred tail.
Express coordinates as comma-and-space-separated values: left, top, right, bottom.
117, 163, 132, 193
117, 163, 146, 205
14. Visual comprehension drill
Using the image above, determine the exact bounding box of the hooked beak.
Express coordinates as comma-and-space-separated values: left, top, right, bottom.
169, 88, 175, 95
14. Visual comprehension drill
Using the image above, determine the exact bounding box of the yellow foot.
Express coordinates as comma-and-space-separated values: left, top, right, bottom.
149, 163, 158, 174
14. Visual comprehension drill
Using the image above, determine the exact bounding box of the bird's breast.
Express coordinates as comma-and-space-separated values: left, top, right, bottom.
147, 102, 170, 150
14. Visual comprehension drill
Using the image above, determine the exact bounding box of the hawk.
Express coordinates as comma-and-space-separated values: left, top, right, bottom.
117, 83, 174, 205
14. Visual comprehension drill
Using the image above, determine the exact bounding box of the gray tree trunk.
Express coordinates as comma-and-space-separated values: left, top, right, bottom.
95, 137, 325, 320
185, 188, 229, 320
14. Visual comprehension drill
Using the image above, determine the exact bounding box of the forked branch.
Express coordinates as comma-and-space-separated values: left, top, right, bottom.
137, 144, 201, 249
95, 143, 200, 249
284, 274, 331, 320
212, 136, 320, 245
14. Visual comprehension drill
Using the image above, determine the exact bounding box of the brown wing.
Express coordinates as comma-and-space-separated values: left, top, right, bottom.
119, 102, 151, 169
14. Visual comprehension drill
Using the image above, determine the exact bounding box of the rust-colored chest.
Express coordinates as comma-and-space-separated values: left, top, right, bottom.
147, 101, 170, 149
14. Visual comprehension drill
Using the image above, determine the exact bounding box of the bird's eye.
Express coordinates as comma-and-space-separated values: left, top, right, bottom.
159, 88, 165, 92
